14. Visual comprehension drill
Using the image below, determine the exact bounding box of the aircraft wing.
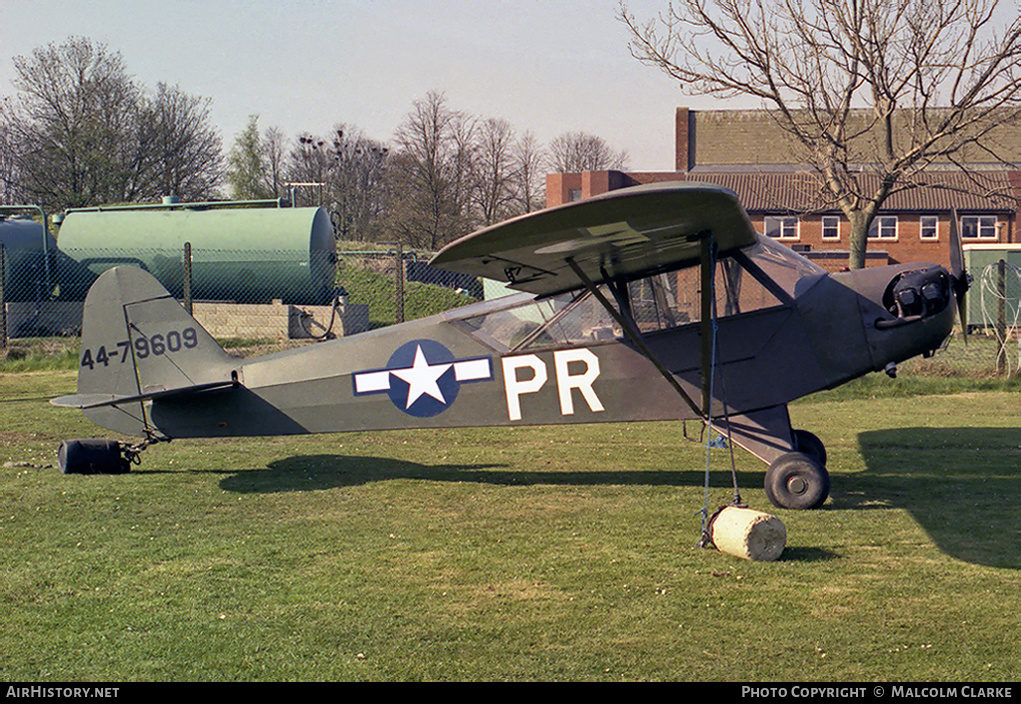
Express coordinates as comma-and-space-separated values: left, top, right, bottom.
430, 182, 758, 296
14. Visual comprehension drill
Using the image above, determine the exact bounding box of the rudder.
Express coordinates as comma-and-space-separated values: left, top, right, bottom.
72, 266, 235, 436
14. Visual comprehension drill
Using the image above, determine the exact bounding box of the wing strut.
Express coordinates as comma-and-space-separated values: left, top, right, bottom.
567, 238, 749, 547
563, 233, 719, 421
699, 231, 715, 420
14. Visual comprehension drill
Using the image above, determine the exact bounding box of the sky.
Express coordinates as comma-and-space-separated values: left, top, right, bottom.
0, 0, 738, 172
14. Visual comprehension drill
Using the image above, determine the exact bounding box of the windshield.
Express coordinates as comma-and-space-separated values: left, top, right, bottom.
741, 235, 826, 298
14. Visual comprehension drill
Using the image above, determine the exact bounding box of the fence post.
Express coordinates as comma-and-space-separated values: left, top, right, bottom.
1, 244, 7, 350
394, 241, 405, 324
996, 259, 1006, 375
183, 242, 193, 315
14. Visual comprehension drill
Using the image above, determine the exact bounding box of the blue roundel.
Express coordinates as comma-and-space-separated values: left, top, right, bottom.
385, 340, 459, 417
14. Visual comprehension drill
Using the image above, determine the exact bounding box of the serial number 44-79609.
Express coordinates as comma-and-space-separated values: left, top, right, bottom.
80, 327, 199, 370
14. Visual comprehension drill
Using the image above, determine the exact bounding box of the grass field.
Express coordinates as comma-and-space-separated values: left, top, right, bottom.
1, 338, 1019, 681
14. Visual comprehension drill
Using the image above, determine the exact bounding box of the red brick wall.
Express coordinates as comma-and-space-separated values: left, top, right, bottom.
545, 170, 1017, 270
676, 107, 692, 171
750, 213, 1015, 270
545, 173, 582, 207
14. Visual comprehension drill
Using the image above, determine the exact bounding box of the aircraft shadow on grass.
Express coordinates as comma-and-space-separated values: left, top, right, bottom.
219, 454, 766, 496
853, 427, 1021, 570
217, 455, 841, 562
216, 429, 1019, 568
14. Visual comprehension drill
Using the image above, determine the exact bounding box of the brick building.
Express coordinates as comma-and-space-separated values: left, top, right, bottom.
547, 108, 1021, 271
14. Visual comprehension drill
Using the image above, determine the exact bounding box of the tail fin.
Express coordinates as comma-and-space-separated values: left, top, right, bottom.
52, 266, 236, 437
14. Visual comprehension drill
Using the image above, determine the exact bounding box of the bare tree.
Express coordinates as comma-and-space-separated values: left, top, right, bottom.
275, 125, 389, 239
142, 82, 222, 201
386, 91, 478, 250
620, 0, 1021, 268
548, 131, 629, 173
472, 117, 518, 226
511, 131, 547, 214
4, 37, 223, 210
328, 125, 389, 241
287, 133, 332, 203
4, 37, 141, 209
263, 125, 288, 199
443, 102, 481, 240
0, 100, 25, 203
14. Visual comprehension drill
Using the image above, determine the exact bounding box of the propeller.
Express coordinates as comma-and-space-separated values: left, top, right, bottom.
948, 210, 971, 340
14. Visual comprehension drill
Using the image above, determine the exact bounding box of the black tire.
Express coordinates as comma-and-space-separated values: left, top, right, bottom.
58, 439, 130, 475
793, 429, 827, 466
764, 451, 830, 510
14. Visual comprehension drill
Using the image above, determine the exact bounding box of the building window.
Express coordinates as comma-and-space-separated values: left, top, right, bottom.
920, 215, 938, 240
822, 216, 840, 240
868, 216, 898, 240
567, 189, 582, 202
960, 215, 997, 239
765, 216, 799, 240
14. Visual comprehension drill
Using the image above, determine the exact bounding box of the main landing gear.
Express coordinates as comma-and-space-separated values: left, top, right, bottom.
763, 429, 830, 510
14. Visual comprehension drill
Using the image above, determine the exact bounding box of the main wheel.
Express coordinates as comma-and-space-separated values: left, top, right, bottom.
764, 451, 829, 510
792, 429, 827, 466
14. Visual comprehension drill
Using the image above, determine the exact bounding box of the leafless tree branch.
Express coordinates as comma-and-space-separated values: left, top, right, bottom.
620, 0, 1021, 267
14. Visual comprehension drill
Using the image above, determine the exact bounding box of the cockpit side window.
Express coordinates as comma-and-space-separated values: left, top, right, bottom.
458, 290, 619, 351
652, 259, 785, 329
456, 236, 811, 352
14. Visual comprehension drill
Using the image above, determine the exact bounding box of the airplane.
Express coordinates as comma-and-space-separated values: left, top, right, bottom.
51, 182, 967, 511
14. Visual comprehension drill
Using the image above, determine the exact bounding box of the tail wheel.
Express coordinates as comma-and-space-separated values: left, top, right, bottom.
765, 451, 829, 510
58, 439, 131, 475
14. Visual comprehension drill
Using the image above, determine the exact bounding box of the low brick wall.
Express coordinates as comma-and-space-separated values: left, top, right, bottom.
3, 299, 370, 341
190, 300, 370, 340
2, 301, 85, 337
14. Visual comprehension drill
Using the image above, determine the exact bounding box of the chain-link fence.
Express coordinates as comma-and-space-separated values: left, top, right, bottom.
1, 242, 482, 347
4, 236, 1019, 377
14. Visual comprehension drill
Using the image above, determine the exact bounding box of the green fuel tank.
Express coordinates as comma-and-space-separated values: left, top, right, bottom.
56, 204, 338, 304
0, 216, 55, 302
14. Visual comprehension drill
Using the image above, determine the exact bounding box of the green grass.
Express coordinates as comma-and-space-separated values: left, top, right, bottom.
1, 371, 1019, 681
0, 338, 80, 373
337, 262, 477, 329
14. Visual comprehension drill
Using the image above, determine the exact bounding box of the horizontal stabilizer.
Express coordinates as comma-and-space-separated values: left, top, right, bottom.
51, 379, 238, 410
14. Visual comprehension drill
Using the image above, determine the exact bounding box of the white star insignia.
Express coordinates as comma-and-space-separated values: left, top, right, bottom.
389, 345, 452, 408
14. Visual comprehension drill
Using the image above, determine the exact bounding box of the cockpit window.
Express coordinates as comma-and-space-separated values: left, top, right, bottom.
456, 235, 814, 352
654, 255, 785, 330
459, 289, 620, 351
741, 235, 826, 298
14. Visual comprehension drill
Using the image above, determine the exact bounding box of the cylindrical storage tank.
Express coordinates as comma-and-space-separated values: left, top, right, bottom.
0, 217, 57, 302
56, 206, 337, 304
